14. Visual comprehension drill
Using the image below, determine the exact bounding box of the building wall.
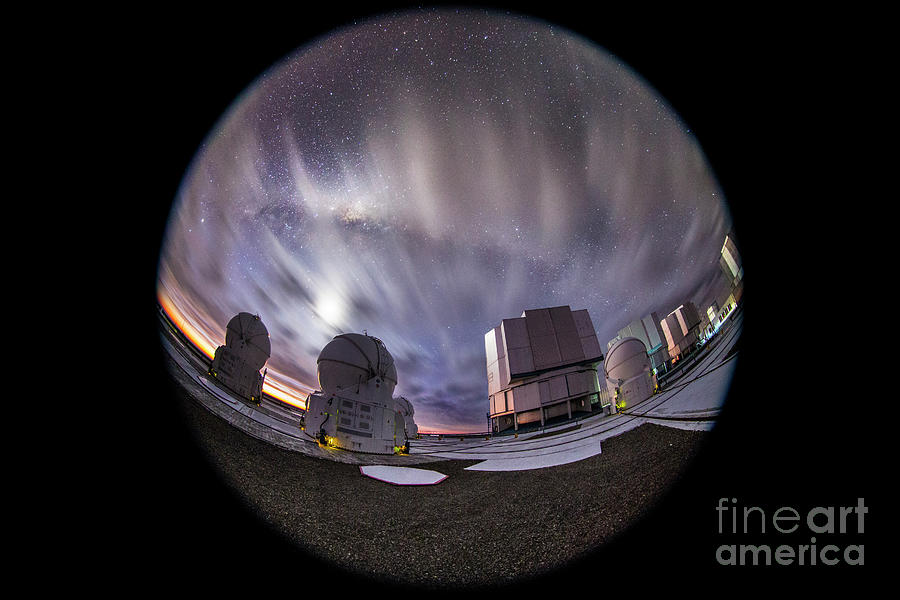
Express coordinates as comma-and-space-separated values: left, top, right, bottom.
610, 311, 666, 356
616, 319, 650, 354
677, 302, 701, 332
661, 302, 702, 358
661, 313, 678, 353
649, 344, 670, 372
642, 312, 665, 350
606, 312, 669, 375
719, 232, 743, 309
486, 306, 602, 388
721, 234, 741, 280
489, 364, 601, 421
707, 302, 720, 329
486, 305, 603, 431
485, 326, 507, 398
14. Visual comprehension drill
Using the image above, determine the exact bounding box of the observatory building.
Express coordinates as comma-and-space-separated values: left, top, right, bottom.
606, 312, 670, 375
485, 306, 604, 433
209, 312, 270, 404
718, 230, 744, 315
660, 302, 702, 360
303, 333, 418, 454
605, 337, 657, 410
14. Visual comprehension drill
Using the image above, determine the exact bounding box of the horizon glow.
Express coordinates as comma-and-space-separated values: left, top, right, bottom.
157, 8, 734, 433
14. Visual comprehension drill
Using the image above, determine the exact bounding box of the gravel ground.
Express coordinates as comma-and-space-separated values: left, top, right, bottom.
169, 373, 707, 591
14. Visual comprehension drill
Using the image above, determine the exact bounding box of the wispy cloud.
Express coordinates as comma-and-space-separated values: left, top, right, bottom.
158, 9, 733, 431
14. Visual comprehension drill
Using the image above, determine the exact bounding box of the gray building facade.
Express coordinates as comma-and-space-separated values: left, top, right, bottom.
485, 306, 604, 432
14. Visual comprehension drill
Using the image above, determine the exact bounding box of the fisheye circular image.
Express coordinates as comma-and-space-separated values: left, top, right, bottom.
156, 7, 743, 590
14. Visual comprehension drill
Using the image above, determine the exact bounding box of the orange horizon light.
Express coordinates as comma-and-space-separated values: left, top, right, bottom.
158, 288, 488, 434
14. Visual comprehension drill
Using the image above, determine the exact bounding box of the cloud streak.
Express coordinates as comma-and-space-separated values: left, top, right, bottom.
158, 9, 733, 431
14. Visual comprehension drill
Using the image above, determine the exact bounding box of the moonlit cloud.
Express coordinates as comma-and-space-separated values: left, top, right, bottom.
157, 8, 733, 432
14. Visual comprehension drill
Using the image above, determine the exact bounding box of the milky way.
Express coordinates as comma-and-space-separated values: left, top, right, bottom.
157, 8, 733, 432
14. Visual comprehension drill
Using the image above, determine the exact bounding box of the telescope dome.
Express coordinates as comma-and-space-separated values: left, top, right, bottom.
394, 396, 415, 418
317, 333, 397, 394
224, 312, 270, 371
605, 337, 650, 382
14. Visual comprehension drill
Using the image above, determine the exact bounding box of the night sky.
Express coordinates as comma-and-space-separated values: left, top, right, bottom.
157, 8, 733, 432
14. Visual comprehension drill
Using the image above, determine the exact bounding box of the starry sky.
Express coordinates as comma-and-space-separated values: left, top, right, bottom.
157, 8, 733, 433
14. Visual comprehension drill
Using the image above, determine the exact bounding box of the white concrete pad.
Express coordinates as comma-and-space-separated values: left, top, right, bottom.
464, 437, 602, 471
359, 465, 448, 485
646, 358, 735, 417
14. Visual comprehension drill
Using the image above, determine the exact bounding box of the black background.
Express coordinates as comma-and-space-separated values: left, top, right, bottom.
125, 2, 880, 594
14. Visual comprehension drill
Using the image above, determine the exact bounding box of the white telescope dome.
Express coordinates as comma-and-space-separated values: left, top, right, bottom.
605, 337, 650, 382
394, 396, 415, 418
317, 333, 398, 395
224, 312, 270, 371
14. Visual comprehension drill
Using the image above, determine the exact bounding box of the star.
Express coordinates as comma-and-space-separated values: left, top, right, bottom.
158, 7, 732, 432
